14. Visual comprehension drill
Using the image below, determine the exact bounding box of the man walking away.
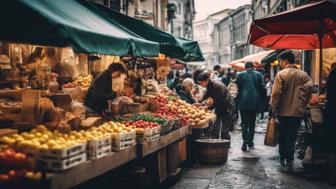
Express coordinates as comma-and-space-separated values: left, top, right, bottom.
271, 51, 313, 166
236, 62, 266, 151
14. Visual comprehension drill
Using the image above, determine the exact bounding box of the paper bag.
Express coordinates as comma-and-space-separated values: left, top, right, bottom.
264, 118, 278, 146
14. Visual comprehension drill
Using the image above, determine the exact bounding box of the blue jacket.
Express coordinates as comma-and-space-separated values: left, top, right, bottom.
236, 69, 265, 111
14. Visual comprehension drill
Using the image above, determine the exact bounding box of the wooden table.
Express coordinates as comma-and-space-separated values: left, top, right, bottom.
44, 126, 191, 189
45, 145, 137, 189
138, 126, 190, 157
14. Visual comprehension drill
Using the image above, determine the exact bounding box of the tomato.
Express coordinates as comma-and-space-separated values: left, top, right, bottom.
0, 174, 9, 182
8, 170, 16, 180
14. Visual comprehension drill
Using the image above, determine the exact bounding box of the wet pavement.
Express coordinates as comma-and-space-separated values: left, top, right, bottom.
170, 119, 335, 189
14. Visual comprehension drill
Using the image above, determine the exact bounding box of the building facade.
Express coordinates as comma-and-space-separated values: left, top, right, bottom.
120, 0, 169, 31
193, 9, 231, 68
167, 0, 196, 39
90, 0, 121, 11
230, 5, 253, 61
212, 16, 232, 65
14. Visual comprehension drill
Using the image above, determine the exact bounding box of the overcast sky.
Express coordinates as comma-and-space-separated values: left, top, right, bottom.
194, 0, 252, 21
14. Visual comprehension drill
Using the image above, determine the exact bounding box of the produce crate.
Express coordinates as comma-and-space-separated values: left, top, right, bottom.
112, 139, 136, 151
87, 136, 112, 159
111, 131, 136, 143
160, 120, 173, 136
37, 153, 86, 171
88, 145, 111, 159
38, 143, 86, 159
137, 127, 161, 142
152, 126, 161, 136
87, 136, 111, 151
171, 118, 182, 131
150, 133, 160, 141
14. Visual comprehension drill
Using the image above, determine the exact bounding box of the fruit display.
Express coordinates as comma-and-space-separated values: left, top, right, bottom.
127, 114, 167, 125
0, 169, 41, 183
309, 95, 319, 106
0, 125, 86, 153
0, 148, 33, 171
318, 93, 326, 103
64, 75, 93, 89
165, 99, 213, 127
150, 95, 168, 107
97, 121, 135, 134
125, 120, 160, 129
0, 148, 41, 186
309, 94, 327, 106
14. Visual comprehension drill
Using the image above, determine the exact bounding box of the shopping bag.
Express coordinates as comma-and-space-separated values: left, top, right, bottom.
264, 118, 278, 146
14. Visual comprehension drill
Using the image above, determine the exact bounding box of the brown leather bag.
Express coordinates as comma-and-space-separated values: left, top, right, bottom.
264, 118, 278, 146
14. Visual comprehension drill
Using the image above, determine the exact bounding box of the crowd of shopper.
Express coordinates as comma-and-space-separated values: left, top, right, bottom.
166, 51, 336, 174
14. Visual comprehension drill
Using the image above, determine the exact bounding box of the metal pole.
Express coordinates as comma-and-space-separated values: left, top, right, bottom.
319, 36, 323, 86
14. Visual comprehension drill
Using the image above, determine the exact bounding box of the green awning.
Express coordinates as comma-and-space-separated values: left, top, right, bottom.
0, 0, 159, 57
176, 37, 205, 62
88, 2, 204, 62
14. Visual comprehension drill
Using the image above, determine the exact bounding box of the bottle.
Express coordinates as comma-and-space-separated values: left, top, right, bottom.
49, 73, 59, 93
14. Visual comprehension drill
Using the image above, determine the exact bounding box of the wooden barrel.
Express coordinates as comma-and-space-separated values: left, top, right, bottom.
195, 139, 230, 164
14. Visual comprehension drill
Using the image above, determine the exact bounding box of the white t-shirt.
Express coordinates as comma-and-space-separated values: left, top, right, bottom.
266, 81, 272, 97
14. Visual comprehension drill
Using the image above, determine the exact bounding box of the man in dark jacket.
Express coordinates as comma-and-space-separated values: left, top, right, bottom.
236, 62, 266, 151
326, 63, 336, 138
327, 63, 336, 185
85, 63, 128, 113
197, 72, 233, 139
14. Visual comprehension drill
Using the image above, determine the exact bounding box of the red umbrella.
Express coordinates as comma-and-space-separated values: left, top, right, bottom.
248, 0, 336, 83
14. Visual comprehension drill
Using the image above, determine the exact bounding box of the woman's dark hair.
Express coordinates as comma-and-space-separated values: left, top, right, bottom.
193, 68, 205, 83
213, 65, 221, 72
175, 71, 180, 77
278, 50, 295, 64
264, 74, 270, 79
28, 47, 43, 63
196, 72, 210, 82
108, 63, 128, 74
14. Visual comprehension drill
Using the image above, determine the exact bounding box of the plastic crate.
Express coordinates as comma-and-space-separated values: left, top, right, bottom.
112, 139, 136, 151
88, 145, 111, 159
111, 131, 136, 143
37, 153, 86, 171
38, 143, 86, 159
87, 136, 111, 152
151, 126, 161, 136
150, 133, 160, 141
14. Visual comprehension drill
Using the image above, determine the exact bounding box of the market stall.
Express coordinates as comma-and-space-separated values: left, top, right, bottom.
0, 1, 210, 188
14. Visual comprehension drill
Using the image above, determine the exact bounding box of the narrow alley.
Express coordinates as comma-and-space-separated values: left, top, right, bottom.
170, 121, 334, 189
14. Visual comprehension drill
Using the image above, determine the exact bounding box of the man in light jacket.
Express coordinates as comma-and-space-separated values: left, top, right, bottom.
271, 51, 313, 166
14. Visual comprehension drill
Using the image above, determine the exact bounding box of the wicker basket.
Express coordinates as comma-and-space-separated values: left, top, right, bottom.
149, 101, 160, 112
121, 102, 149, 114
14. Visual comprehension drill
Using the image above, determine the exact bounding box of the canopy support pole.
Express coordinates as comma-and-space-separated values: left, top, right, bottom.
319, 37, 323, 87
318, 15, 324, 88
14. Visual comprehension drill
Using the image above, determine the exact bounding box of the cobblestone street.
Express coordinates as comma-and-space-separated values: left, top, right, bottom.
170, 120, 335, 189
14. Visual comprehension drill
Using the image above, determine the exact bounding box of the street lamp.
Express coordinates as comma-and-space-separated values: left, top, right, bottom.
167, 3, 177, 34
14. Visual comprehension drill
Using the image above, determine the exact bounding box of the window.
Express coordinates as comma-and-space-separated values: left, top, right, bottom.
177, 3, 181, 15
